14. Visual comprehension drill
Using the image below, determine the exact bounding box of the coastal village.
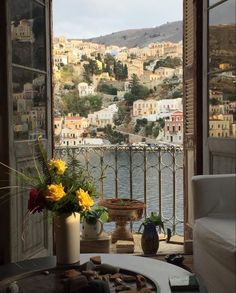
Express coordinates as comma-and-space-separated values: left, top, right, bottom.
11, 18, 236, 144
53, 36, 184, 146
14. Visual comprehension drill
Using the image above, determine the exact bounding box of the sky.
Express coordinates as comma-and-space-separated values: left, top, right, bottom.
53, 0, 183, 39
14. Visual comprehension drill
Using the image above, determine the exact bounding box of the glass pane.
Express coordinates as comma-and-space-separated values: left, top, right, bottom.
208, 0, 236, 72
11, 0, 46, 71
208, 73, 236, 138
13, 67, 47, 140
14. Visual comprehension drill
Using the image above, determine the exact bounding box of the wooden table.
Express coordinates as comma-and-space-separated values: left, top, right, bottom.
0, 254, 207, 292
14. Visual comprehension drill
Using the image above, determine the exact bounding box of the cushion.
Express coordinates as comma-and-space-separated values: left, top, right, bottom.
194, 215, 236, 273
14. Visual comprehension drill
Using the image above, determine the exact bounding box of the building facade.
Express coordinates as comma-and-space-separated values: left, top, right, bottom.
164, 111, 183, 144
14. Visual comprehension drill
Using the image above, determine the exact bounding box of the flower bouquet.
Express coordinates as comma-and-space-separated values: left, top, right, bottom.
0, 140, 97, 264
27, 157, 96, 215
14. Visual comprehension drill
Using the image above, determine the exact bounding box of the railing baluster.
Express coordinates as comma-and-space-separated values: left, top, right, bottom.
172, 148, 176, 235
100, 155, 104, 199
115, 147, 118, 198
158, 148, 162, 218
129, 147, 133, 200
85, 148, 89, 172
143, 147, 147, 218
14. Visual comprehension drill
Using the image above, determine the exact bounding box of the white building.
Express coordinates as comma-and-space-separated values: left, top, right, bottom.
83, 138, 110, 145
88, 104, 118, 127
78, 82, 95, 97
133, 98, 182, 121
53, 55, 68, 66
157, 98, 183, 114
60, 128, 84, 147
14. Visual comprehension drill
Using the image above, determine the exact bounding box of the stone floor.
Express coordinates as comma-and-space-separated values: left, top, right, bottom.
110, 233, 194, 272
110, 233, 184, 255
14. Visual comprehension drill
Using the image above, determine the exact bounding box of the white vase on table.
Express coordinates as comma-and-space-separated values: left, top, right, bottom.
54, 212, 80, 265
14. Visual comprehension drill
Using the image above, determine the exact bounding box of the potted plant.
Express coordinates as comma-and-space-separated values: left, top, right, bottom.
81, 206, 108, 239
138, 212, 164, 255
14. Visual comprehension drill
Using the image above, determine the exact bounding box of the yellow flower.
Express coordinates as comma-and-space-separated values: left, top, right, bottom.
45, 183, 66, 202
76, 188, 94, 210
49, 159, 67, 175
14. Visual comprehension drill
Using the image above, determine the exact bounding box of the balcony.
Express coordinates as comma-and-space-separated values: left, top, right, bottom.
55, 145, 184, 239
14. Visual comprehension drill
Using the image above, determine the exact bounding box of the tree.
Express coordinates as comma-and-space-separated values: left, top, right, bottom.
157, 118, 165, 129
124, 64, 128, 79
61, 91, 80, 115
81, 54, 89, 61
61, 94, 102, 117
104, 63, 113, 76
124, 92, 136, 106
209, 98, 221, 105
113, 106, 127, 126
130, 74, 140, 96
114, 61, 127, 80
98, 83, 117, 95
103, 53, 115, 76
104, 125, 125, 144
83, 58, 102, 82
134, 124, 140, 133
88, 95, 103, 111
172, 90, 183, 98
152, 126, 160, 138
125, 74, 149, 106
96, 53, 102, 62
145, 123, 154, 136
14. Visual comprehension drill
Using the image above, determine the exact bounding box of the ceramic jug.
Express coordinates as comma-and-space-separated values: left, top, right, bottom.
81, 219, 103, 239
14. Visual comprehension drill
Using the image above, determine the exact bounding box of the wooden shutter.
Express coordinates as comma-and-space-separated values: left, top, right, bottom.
183, 0, 203, 253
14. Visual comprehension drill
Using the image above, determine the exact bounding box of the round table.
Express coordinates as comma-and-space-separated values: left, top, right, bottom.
0, 253, 195, 292
86, 254, 192, 292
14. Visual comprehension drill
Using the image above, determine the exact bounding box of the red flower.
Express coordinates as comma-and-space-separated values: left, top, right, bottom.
28, 188, 44, 213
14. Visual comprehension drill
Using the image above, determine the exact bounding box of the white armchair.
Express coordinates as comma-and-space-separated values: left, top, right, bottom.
192, 174, 236, 293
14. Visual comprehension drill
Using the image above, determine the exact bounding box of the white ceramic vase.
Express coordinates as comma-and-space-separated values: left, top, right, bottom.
54, 212, 80, 265
81, 219, 103, 239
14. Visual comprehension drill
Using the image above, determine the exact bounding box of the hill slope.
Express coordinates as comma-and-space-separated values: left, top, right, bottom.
84, 21, 182, 48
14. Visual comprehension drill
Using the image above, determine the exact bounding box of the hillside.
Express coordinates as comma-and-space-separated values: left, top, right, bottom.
83, 21, 182, 48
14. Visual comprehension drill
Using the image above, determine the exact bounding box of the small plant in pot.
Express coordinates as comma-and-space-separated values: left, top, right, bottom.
81, 206, 108, 239
138, 212, 164, 255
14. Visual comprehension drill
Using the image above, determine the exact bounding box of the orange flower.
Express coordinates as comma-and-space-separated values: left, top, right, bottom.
45, 183, 66, 202
76, 188, 94, 210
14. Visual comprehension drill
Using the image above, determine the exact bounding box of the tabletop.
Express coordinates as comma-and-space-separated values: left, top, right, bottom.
0, 253, 206, 292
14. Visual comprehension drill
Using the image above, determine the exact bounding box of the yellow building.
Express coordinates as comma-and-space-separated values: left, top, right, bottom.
133, 99, 157, 116
219, 63, 231, 70
64, 115, 89, 130
126, 60, 144, 78
209, 90, 223, 102
11, 19, 34, 42
209, 118, 230, 137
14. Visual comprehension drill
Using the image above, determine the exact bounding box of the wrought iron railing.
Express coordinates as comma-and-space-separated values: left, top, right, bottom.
55, 145, 184, 236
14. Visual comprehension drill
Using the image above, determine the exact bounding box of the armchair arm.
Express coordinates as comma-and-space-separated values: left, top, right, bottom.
192, 174, 236, 220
